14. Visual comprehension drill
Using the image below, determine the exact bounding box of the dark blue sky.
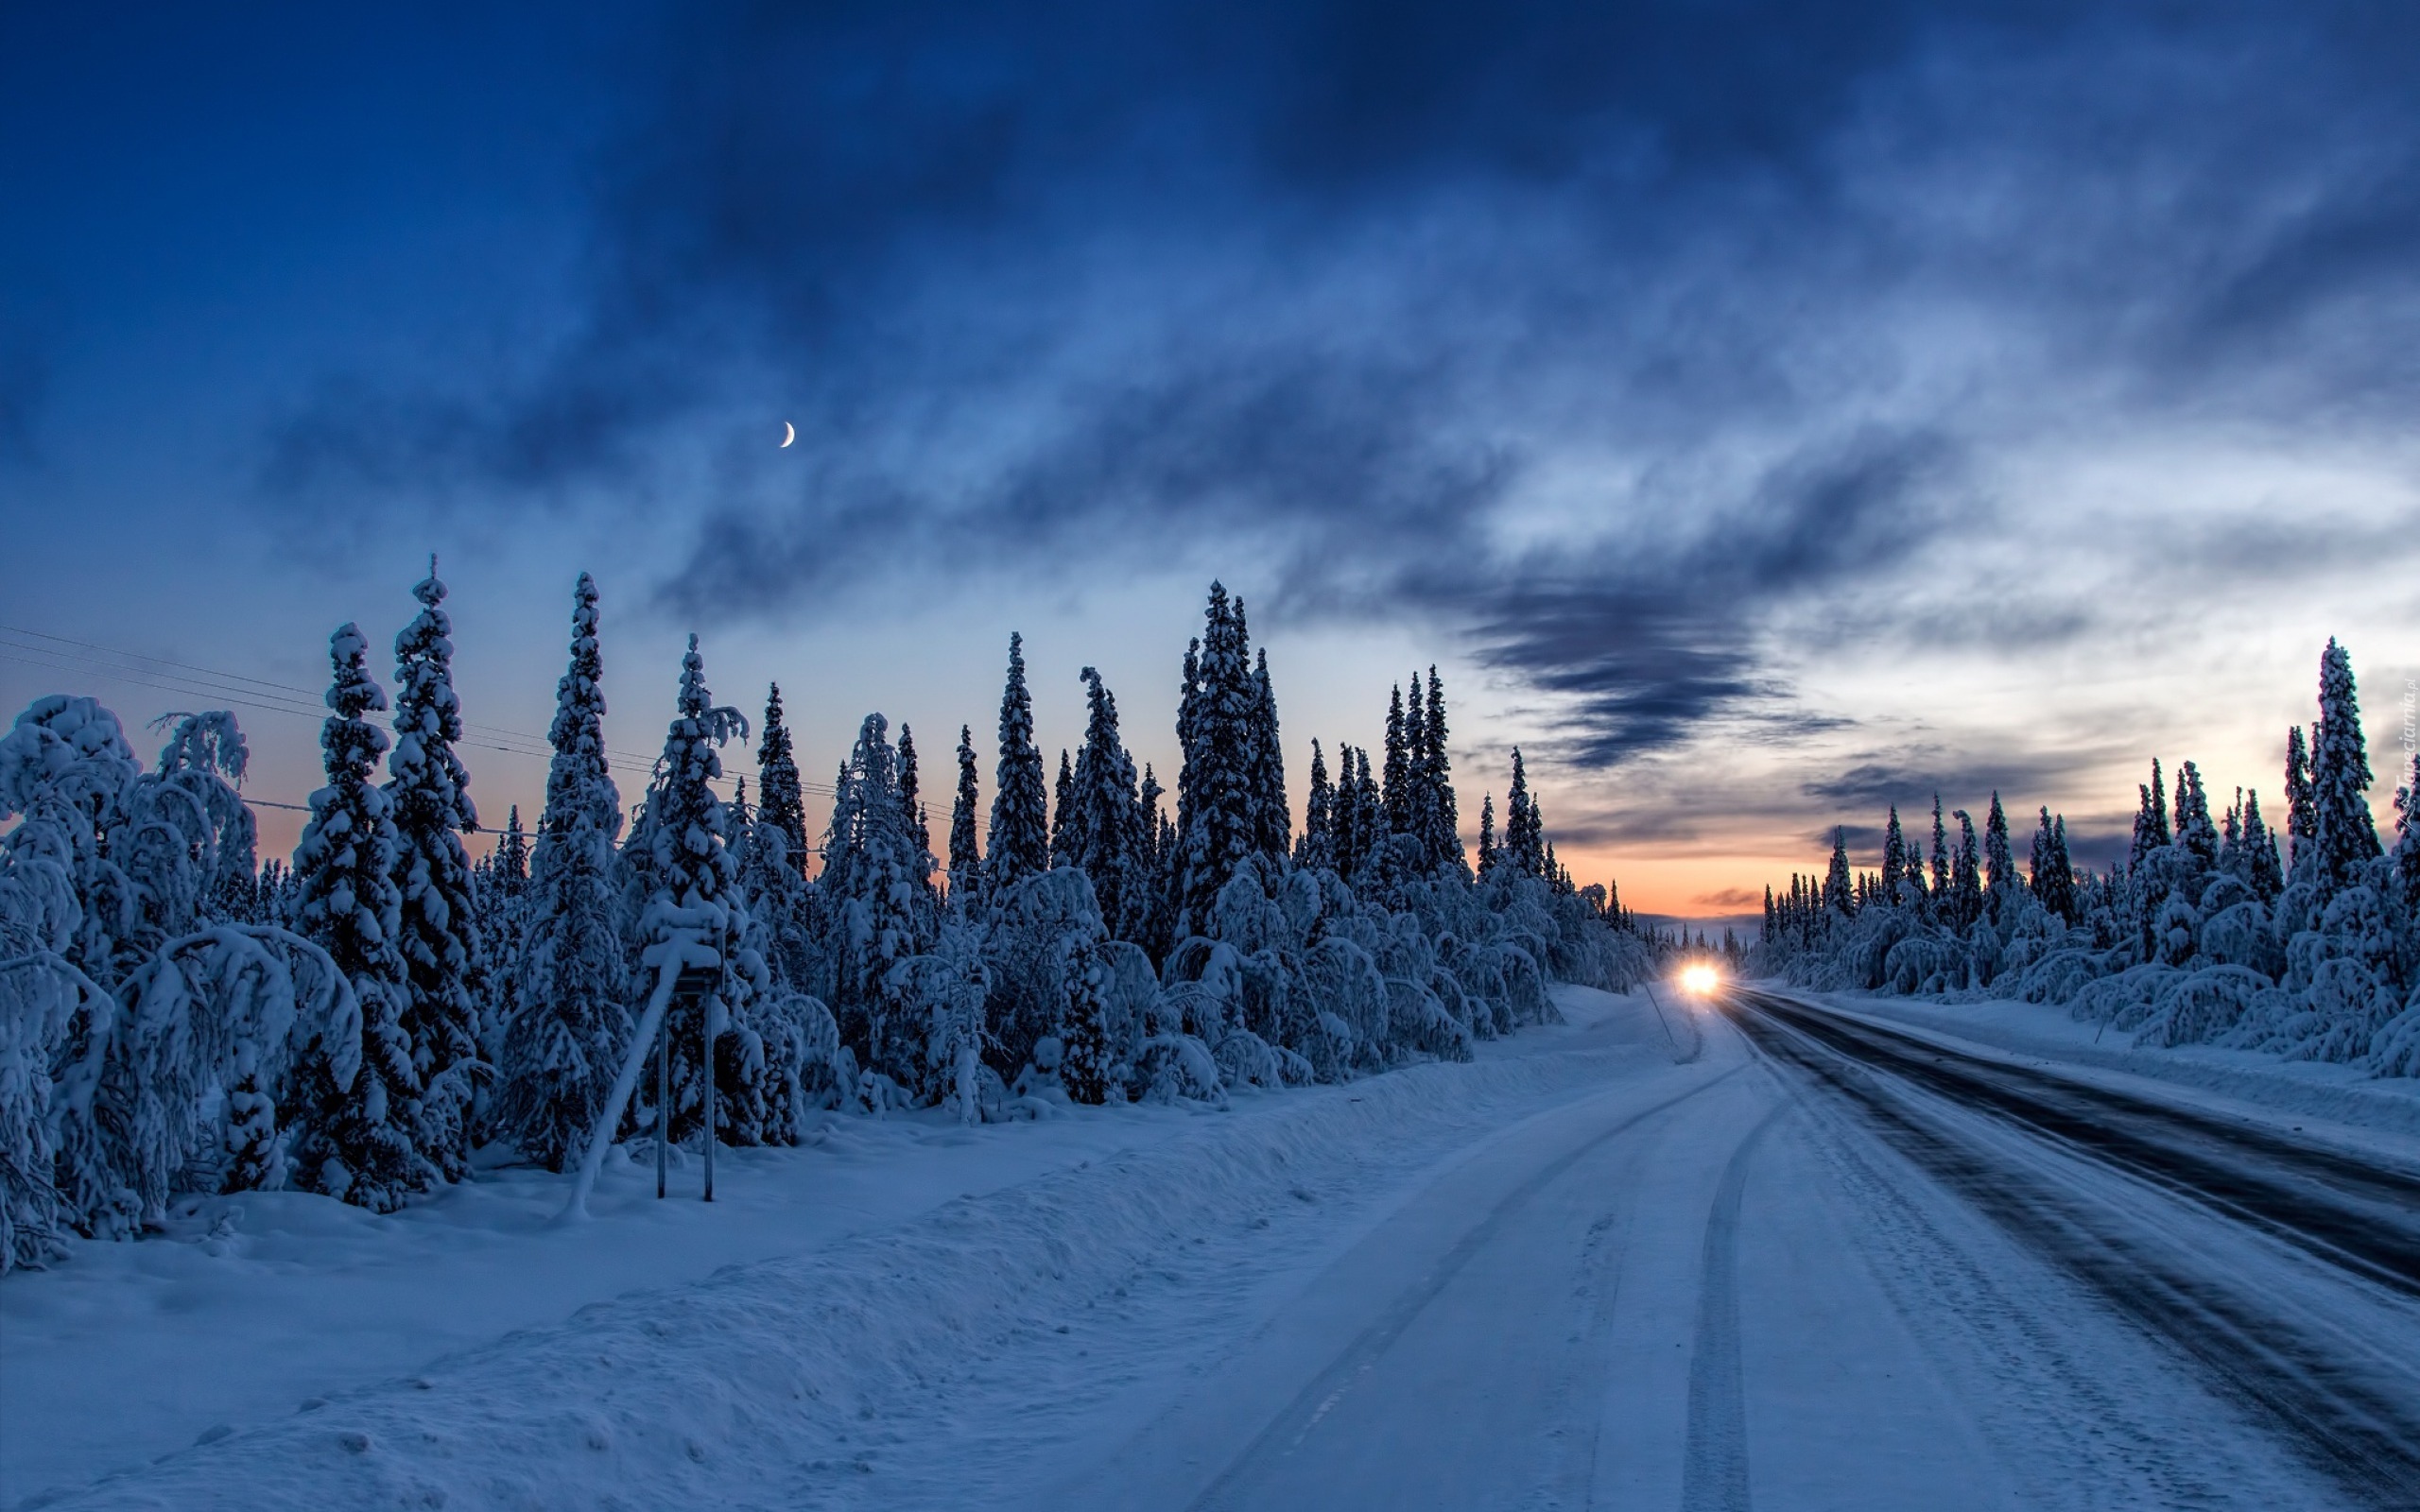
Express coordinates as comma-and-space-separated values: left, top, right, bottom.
4, 1, 2415, 911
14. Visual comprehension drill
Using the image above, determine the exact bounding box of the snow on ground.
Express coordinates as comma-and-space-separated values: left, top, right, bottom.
7, 982, 2411, 1511
0, 990, 1667, 1510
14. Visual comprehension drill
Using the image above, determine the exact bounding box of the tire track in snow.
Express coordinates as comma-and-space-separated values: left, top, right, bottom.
1734, 992, 2420, 1511
1184, 1066, 1744, 1512
1743, 991, 2420, 1297
1678, 1103, 1787, 1512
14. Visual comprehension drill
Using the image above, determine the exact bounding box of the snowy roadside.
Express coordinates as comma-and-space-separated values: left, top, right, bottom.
1781, 984, 2420, 1154
2, 988, 1665, 1511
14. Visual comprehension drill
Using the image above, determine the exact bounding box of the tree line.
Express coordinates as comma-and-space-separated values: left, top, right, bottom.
1758, 640, 2420, 1074
0, 570, 1649, 1268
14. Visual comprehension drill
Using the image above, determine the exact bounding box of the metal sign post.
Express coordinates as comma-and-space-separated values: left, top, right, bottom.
701, 968, 718, 1205
655, 1001, 670, 1199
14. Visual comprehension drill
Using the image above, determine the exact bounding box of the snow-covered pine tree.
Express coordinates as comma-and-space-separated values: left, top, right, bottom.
1476, 792, 1498, 876
621, 636, 762, 1145
1503, 749, 1540, 875
1174, 584, 1256, 938
2284, 724, 2316, 874
986, 633, 1051, 889
1249, 648, 1288, 859
1069, 667, 1147, 942
2308, 639, 2381, 898
2174, 761, 2219, 869
1297, 739, 1335, 870
755, 683, 809, 877
2050, 816, 2076, 917
290, 625, 424, 1211
1382, 684, 1410, 838
1928, 796, 1949, 902
1982, 793, 2015, 921
385, 561, 483, 1181
1882, 806, 1909, 902
1049, 748, 1076, 868
2389, 753, 2420, 919
1174, 637, 1201, 843
1952, 811, 1983, 928
2031, 806, 2076, 921
2392, 754, 2420, 916
821, 713, 938, 1088
476, 802, 529, 1064
1421, 667, 1461, 873
1140, 764, 1177, 957
948, 724, 982, 903
1823, 828, 1855, 917
899, 724, 934, 894
1060, 932, 1115, 1106
499, 575, 630, 1171
2241, 791, 2284, 901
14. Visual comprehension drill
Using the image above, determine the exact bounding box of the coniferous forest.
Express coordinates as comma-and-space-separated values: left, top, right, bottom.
0, 571, 1651, 1269
1755, 639, 2420, 1074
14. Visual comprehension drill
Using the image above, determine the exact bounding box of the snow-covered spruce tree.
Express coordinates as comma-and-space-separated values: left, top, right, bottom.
2031, 807, 2077, 922
385, 561, 483, 1181
1344, 746, 1390, 886
1420, 667, 1461, 874
1296, 739, 1336, 871
1249, 648, 1289, 860
1823, 828, 1856, 919
2175, 761, 2221, 870
948, 724, 982, 905
2241, 791, 2284, 901
1382, 684, 1411, 838
2307, 639, 2381, 900
498, 576, 630, 1172
987, 633, 1051, 890
1883, 806, 1910, 902
881, 918, 992, 1119
1174, 584, 1258, 939
1502, 749, 1540, 875
474, 802, 528, 1075
755, 683, 808, 877
1069, 667, 1148, 943
1138, 764, 1177, 958
1982, 793, 2014, 923
822, 713, 939, 1094
1951, 812, 1982, 930
1476, 792, 1499, 876
289, 626, 425, 1211
2394, 754, 2420, 917
1928, 796, 1949, 903
899, 723, 933, 893
1059, 930, 1116, 1105
620, 636, 775, 1145
1049, 748, 1076, 868
2283, 724, 2316, 876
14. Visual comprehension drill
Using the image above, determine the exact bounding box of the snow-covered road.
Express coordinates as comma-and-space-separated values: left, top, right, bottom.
9, 985, 2418, 1510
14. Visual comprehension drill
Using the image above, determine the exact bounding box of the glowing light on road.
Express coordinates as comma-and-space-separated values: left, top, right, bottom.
1680, 964, 1720, 996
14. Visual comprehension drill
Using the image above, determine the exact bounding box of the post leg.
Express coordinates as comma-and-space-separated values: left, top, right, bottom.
655, 1010, 668, 1200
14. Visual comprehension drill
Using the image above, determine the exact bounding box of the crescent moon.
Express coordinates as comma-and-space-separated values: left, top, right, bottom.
780, 421, 796, 448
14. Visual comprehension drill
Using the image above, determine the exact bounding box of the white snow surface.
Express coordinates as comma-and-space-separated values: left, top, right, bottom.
5, 983, 2413, 1510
